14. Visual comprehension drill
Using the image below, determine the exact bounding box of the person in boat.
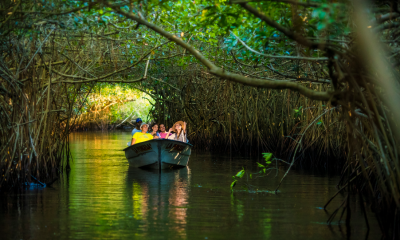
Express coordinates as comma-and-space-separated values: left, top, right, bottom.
159, 123, 172, 139
150, 123, 161, 138
167, 121, 187, 142
131, 123, 158, 145
131, 118, 142, 135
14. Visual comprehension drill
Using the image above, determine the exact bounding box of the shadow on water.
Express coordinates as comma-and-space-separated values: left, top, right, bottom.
0, 132, 380, 240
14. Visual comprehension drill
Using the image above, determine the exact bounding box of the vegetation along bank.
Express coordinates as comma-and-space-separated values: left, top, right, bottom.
0, 0, 399, 237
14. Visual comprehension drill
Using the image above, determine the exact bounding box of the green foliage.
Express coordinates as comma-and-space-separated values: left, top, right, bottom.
231, 153, 275, 191
257, 162, 265, 168
230, 180, 237, 191
235, 168, 245, 178
262, 153, 273, 163
81, 83, 154, 124
316, 118, 324, 127
231, 167, 244, 191
294, 106, 303, 118
2, 0, 351, 82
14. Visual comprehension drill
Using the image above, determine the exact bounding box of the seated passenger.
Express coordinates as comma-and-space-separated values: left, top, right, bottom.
131, 123, 158, 145
167, 121, 187, 142
150, 123, 161, 138
159, 124, 172, 139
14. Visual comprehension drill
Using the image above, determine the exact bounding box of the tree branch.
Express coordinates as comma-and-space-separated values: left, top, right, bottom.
103, 1, 335, 101
230, 0, 320, 8
0, 0, 21, 30
52, 77, 146, 84
0, 6, 88, 16
238, 3, 330, 50
230, 31, 329, 61
51, 41, 170, 82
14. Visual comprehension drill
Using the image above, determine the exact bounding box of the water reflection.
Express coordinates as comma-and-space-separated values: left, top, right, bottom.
124, 167, 191, 239
0, 132, 381, 240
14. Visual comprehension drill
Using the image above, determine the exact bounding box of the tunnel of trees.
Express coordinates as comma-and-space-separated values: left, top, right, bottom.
1, 0, 400, 237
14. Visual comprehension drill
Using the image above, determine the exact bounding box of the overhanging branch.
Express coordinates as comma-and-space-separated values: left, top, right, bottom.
51, 41, 170, 82
103, 1, 334, 101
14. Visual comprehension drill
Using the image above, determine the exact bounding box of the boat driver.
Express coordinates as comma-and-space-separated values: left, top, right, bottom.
131, 118, 142, 135
131, 123, 159, 145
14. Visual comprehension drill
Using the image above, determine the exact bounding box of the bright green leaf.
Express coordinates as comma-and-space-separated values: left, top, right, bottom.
257, 162, 265, 168
230, 180, 237, 191
235, 169, 245, 178
263, 153, 273, 162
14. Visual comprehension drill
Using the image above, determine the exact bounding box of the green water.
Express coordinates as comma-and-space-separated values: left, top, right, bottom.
0, 131, 380, 239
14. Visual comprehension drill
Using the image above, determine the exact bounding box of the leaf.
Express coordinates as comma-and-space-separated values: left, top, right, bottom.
230, 180, 237, 191
257, 162, 265, 168
250, 173, 252, 179
262, 153, 273, 162
235, 169, 245, 178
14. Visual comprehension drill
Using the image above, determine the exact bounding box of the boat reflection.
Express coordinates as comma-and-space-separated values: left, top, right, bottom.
125, 167, 191, 239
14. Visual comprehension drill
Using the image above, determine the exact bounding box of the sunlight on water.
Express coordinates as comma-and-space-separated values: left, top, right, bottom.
0, 131, 380, 240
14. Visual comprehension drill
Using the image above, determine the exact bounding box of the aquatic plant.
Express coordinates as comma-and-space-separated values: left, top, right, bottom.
231, 153, 279, 192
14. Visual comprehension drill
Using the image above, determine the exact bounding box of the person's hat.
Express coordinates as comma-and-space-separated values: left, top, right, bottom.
172, 121, 185, 132
140, 122, 149, 129
136, 118, 142, 123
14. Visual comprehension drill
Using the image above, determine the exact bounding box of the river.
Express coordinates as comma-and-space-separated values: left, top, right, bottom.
0, 131, 380, 239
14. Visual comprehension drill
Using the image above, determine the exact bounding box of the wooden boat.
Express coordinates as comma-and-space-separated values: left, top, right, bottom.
123, 139, 192, 169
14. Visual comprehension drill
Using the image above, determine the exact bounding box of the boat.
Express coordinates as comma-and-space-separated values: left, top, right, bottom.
123, 139, 193, 169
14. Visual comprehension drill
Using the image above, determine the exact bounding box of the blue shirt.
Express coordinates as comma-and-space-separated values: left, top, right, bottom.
131, 128, 141, 135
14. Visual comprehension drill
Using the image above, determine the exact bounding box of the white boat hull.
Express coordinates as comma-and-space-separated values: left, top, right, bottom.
123, 139, 192, 169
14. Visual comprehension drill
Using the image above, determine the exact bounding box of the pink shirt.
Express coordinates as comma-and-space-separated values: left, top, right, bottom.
159, 132, 171, 139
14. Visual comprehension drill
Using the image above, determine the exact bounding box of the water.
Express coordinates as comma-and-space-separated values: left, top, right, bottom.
0, 132, 380, 239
